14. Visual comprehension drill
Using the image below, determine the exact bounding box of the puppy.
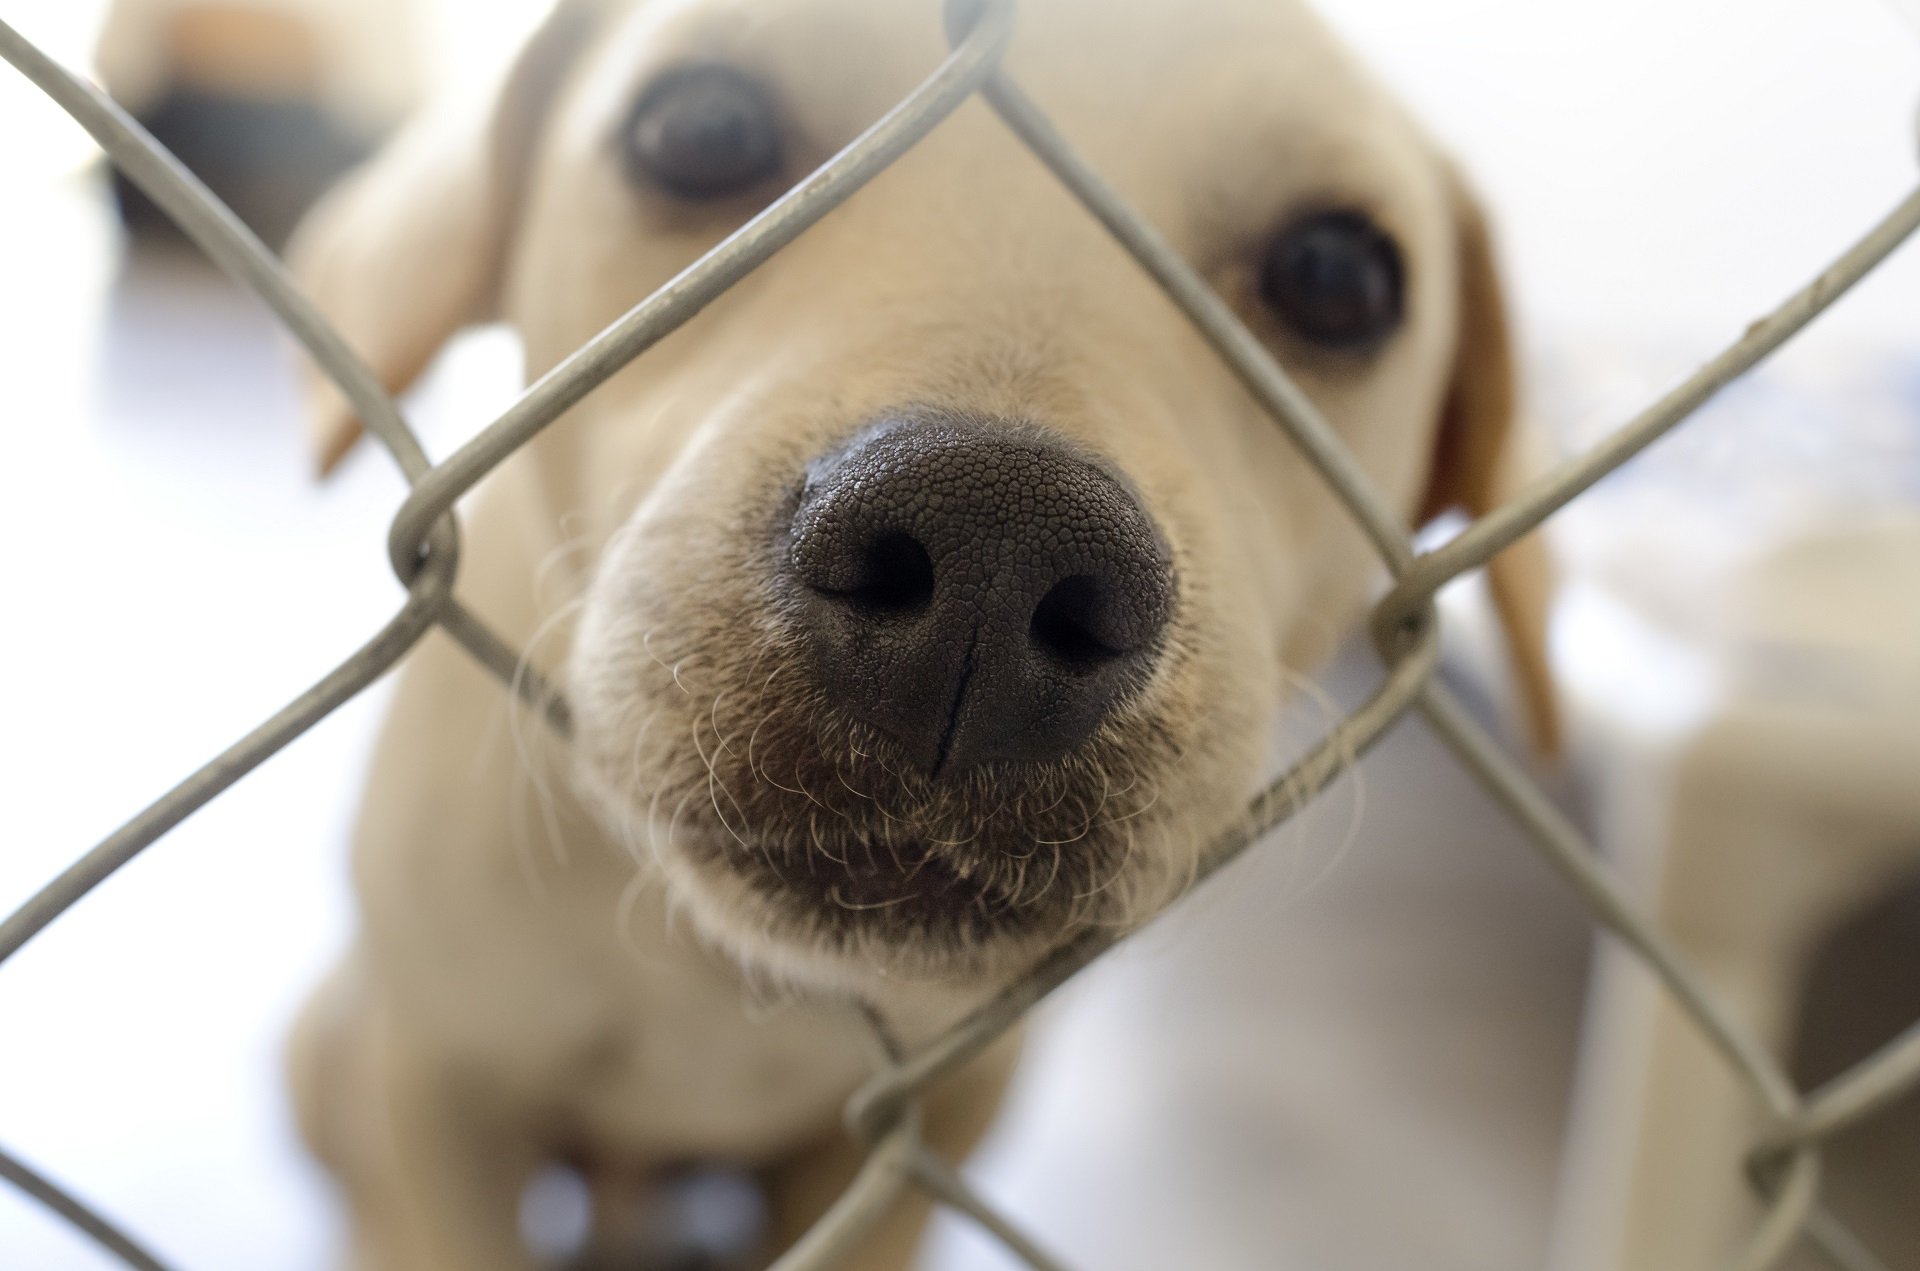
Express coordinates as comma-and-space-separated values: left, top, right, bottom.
286, 0, 1553, 1266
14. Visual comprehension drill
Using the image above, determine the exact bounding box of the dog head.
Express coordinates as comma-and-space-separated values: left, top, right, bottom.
293, 0, 1553, 996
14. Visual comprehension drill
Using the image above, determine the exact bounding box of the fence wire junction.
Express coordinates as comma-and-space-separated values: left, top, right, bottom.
4, 3, 1920, 1269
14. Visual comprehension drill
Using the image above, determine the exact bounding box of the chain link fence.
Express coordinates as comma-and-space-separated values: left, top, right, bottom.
3, 2, 1920, 1268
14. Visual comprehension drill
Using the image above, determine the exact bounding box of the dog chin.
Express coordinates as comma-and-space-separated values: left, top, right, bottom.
663, 823, 1074, 991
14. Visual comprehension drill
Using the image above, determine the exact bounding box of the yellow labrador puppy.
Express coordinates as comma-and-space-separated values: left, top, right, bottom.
288, 0, 1553, 1266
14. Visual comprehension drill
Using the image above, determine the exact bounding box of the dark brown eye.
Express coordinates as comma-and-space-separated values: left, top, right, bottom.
1258, 210, 1405, 350
622, 64, 783, 199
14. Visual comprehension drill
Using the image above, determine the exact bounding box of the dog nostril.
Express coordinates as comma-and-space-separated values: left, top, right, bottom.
837, 531, 935, 615
1030, 575, 1125, 668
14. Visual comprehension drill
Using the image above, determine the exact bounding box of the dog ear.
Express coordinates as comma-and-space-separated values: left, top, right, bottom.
287, 0, 607, 475
1420, 169, 1560, 756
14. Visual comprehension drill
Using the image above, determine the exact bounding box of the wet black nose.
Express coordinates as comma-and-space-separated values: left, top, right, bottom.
784, 414, 1174, 774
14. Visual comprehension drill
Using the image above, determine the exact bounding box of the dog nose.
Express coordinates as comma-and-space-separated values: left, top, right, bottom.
785, 414, 1174, 774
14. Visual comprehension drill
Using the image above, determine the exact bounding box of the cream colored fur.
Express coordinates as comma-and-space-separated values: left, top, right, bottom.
285, 1, 1554, 1266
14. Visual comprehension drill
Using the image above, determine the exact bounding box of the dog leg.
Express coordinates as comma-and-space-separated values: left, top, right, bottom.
289, 954, 544, 1271
758, 1031, 1021, 1271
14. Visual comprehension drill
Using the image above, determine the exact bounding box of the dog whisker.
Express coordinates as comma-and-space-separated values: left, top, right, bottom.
1031, 837, 1065, 904
670, 659, 697, 695
808, 811, 849, 867
826, 886, 923, 913
661, 786, 698, 869
636, 774, 671, 867
997, 857, 1029, 908
1105, 781, 1163, 826
832, 761, 876, 805
613, 870, 679, 976
639, 628, 679, 677
506, 590, 592, 888
1073, 820, 1138, 906
893, 845, 937, 886
709, 692, 739, 759
1271, 659, 1369, 902
1001, 837, 1041, 862
689, 714, 755, 852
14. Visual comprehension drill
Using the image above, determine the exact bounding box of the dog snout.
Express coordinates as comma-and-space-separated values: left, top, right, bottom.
784, 414, 1175, 775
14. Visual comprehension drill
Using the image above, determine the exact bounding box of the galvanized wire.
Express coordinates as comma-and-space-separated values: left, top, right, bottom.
4, 2, 1920, 1269
909, 1150, 1076, 1271
0, 1146, 174, 1271
380, 0, 1018, 585
1373, 184, 1920, 639
1758, 1021, 1920, 1160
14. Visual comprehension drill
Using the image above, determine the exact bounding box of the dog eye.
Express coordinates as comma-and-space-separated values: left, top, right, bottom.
1258, 210, 1405, 350
622, 64, 783, 199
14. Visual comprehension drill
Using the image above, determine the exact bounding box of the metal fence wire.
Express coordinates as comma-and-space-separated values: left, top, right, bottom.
3, 3, 1920, 1269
